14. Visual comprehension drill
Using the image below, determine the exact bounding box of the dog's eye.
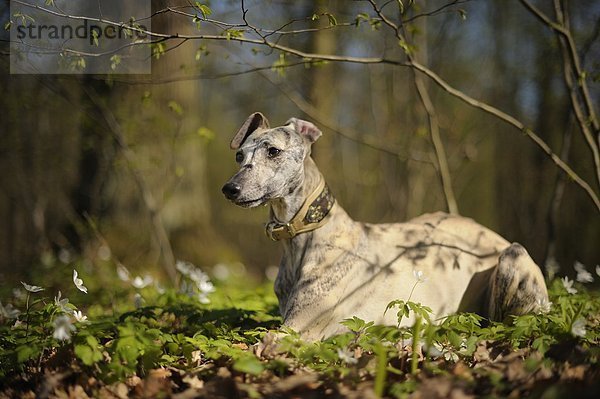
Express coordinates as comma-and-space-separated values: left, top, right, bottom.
267, 147, 281, 158
235, 152, 244, 163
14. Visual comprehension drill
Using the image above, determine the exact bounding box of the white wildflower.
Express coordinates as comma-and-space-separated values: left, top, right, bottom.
337, 348, 358, 365
176, 260, 193, 276
444, 351, 459, 362
574, 261, 594, 283
571, 317, 587, 338
0, 301, 20, 319
413, 270, 427, 283
212, 263, 231, 281
536, 297, 552, 314
191, 350, 202, 366
72, 270, 88, 294
197, 278, 215, 294
426, 342, 444, 358
21, 281, 44, 293
116, 264, 131, 282
12, 288, 26, 301
197, 290, 212, 304
177, 260, 215, 304
429, 341, 461, 362
73, 310, 88, 323
154, 282, 165, 294
53, 315, 75, 341
544, 257, 560, 281
561, 276, 577, 295
596, 265, 600, 278
131, 275, 153, 289
97, 244, 111, 261
54, 291, 72, 314
58, 248, 72, 264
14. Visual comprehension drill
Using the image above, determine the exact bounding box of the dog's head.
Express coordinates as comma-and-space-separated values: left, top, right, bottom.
221, 112, 321, 207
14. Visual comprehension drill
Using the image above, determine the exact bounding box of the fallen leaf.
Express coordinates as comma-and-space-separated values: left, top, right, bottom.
125, 375, 141, 388
560, 364, 586, 381
182, 374, 204, 390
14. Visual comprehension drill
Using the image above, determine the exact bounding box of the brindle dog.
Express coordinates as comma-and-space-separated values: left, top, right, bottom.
222, 112, 549, 340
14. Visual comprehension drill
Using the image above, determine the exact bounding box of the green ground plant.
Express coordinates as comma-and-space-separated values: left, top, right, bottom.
0, 260, 598, 398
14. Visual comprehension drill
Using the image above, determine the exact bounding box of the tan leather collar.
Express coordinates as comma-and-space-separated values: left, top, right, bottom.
265, 175, 335, 241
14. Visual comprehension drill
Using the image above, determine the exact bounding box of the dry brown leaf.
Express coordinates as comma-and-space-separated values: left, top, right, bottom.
560, 364, 587, 381
266, 373, 319, 394
100, 383, 128, 399
125, 375, 142, 388
505, 362, 525, 381
67, 385, 90, 399
420, 378, 474, 399
254, 334, 276, 359
453, 361, 474, 382
182, 374, 205, 390
473, 341, 491, 364
149, 368, 171, 379
216, 367, 232, 378
97, 387, 119, 399
338, 381, 377, 399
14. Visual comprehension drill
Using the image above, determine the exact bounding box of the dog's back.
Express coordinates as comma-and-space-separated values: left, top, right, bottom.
224, 114, 549, 340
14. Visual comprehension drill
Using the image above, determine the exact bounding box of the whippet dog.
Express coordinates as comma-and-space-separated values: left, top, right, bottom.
222, 112, 549, 340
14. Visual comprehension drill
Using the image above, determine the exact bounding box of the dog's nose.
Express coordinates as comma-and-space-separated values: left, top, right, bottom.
222, 182, 241, 200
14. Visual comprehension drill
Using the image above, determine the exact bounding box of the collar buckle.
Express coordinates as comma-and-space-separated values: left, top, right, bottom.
265, 221, 296, 241
265, 174, 335, 241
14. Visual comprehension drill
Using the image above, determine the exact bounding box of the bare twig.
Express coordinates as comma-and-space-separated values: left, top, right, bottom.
380, 1, 460, 214
408, 59, 600, 212
519, 0, 600, 188
545, 119, 573, 270
15, 0, 600, 211
413, 73, 459, 214
256, 68, 431, 164
401, 0, 471, 24
83, 87, 178, 284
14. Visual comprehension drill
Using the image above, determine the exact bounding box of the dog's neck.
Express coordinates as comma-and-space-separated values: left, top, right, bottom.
269, 157, 322, 223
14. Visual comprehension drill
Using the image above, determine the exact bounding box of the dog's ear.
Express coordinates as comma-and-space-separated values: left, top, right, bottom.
230, 112, 270, 149
286, 117, 322, 143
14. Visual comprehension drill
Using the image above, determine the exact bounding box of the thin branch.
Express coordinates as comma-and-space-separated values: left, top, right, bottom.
84, 61, 324, 85
83, 87, 178, 284
519, 0, 600, 190
408, 59, 600, 212
388, 2, 460, 214
401, 0, 471, 24
257, 69, 432, 164
520, 1, 600, 134
413, 72, 459, 214
15, 0, 600, 211
544, 117, 573, 271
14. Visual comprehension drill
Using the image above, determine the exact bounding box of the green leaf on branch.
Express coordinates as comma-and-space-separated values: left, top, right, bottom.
271, 53, 287, 77
325, 13, 337, 26
195, 2, 212, 19
152, 42, 166, 59
224, 29, 244, 40
110, 55, 121, 71
167, 100, 184, 116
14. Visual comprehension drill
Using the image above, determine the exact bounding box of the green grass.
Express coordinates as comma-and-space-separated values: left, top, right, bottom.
1, 261, 599, 398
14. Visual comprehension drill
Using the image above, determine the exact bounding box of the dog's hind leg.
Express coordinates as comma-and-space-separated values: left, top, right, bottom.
487, 243, 549, 322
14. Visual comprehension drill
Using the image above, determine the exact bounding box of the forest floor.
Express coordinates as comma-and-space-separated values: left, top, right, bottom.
1, 261, 599, 398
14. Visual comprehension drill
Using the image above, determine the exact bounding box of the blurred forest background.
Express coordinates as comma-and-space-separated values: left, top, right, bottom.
0, 0, 599, 285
